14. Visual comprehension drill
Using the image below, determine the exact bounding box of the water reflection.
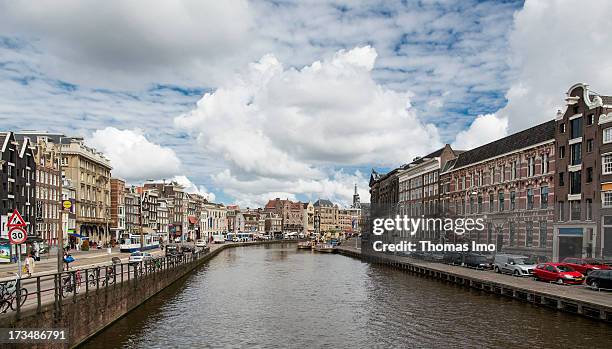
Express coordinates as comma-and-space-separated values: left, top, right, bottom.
83, 244, 612, 349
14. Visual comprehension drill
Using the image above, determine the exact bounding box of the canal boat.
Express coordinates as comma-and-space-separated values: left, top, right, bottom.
119, 233, 160, 252
297, 241, 312, 249
313, 243, 335, 253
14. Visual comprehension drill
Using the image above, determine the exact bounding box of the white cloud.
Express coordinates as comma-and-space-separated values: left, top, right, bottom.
87, 127, 181, 182
452, 114, 508, 150
176, 46, 439, 204
171, 175, 216, 202
214, 169, 369, 208
0, 0, 253, 88
499, 0, 612, 132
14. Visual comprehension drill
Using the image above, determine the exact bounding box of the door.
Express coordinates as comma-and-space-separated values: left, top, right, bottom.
559, 236, 582, 260
502, 258, 513, 273
544, 265, 558, 281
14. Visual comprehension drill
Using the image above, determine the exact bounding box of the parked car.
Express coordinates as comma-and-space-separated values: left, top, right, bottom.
560, 258, 611, 275
195, 239, 208, 248
533, 263, 584, 285
493, 254, 537, 276
213, 235, 225, 244
443, 251, 463, 265
463, 253, 491, 269
165, 245, 182, 257
128, 252, 153, 263
585, 270, 612, 290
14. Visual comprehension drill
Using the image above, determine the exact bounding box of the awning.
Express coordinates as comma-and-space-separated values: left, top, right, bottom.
188, 216, 198, 224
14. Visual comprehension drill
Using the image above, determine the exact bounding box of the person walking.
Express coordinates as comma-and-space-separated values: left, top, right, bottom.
25, 253, 35, 277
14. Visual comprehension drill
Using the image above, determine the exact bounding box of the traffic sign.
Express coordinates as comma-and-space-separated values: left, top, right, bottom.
62, 200, 72, 210
8, 227, 27, 244
7, 209, 26, 228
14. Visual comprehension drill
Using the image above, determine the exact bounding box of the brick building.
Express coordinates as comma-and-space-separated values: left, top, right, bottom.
441, 121, 556, 258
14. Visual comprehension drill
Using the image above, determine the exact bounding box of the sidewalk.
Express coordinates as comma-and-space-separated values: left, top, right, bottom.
0, 247, 163, 278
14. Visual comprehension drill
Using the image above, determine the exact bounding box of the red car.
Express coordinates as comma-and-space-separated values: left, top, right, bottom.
533, 263, 584, 285
561, 258, 611, 275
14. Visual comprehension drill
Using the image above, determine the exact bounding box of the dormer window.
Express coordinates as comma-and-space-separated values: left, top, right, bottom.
559, 123, 566, 133
573, 105, 579, 114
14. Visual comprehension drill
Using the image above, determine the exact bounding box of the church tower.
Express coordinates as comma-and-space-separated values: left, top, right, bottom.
352, 183, 361, 208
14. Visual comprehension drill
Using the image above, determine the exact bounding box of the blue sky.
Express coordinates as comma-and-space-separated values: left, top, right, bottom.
1, 0, 611, 207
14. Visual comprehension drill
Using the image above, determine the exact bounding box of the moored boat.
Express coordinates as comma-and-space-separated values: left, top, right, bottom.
314, 243, 335, 253
297, 241, 312, 249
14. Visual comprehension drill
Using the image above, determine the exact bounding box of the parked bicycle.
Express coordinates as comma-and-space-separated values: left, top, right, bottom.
87, 265, 116, 288
0, 273, 28, 313
61, 269, 82, 297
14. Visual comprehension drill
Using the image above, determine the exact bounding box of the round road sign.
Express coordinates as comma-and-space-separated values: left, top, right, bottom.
9, 227, 27, 244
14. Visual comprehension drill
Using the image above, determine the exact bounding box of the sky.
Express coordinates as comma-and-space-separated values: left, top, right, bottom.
1, 0, 612, 208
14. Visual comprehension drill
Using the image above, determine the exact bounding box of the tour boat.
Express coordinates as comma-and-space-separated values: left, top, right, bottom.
313, 243, 335, 253
297, 241, 312, 249
120, 233, 160, 252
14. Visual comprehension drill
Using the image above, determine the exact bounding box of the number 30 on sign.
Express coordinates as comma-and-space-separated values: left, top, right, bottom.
9, 227, 27, 244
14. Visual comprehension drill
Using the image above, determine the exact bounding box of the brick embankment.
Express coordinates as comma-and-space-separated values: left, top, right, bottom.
336, 244, 612, 323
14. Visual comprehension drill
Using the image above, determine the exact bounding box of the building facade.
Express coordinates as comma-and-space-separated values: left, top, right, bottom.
441, 121, 556, 258
110, 178, 125, 242
0, 132, 37, 240
554, 83, 612, 261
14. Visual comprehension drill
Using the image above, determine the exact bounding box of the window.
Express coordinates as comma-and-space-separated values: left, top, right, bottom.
477, 196, 483, 213
559, 172, 565, 186
470, 196, 475, 214
509, 222, 516, 246
489, 192, 494, 212
510, 191, 516, 211
527, 188, 534, 210
539, 221, 547, 248
528, 157, 535, 177
498, 190, 504, 211
570, 200, 581, 220
511, 161, 517, 179
586, 199, 592, 220
487, 222, 493, 244
587, 167, 593, 183
587, 113, 594, 125
573, 105, 579, 114
526, 222, 533, 247
570, 143, 582, 165
586, 139, 593, 153
604, 128, 612, 144
603, 191, 612, 208
542, 153, 549, 173
559, 123, 566, 133
559, 146, 565, 159
570, 117, 582, 139
558, 201, 565, 221
569, 171, 581, 195
540, 186, 548, 209
603, 154, 612, 174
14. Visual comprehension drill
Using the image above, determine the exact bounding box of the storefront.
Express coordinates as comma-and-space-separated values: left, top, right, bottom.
553, 225, 597, 262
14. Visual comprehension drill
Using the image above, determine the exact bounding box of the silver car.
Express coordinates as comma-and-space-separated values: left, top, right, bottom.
494, 254, 536, 276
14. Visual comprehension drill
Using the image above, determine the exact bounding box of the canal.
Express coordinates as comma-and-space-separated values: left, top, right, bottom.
83, 243, 611, 348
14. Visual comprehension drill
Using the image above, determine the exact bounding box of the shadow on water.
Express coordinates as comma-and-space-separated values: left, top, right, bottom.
81, 244, 612, 349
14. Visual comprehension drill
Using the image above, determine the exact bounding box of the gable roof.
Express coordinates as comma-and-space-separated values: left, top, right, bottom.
450, 120, 555, 171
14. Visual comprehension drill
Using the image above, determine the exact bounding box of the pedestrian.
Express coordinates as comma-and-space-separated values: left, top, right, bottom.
25, 253, 35, 277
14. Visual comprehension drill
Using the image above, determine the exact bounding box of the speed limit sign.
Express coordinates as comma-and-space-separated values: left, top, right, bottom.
9, 227, 27, 244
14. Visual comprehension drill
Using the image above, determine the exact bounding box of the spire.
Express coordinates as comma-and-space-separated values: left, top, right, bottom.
354, 183, 358, 195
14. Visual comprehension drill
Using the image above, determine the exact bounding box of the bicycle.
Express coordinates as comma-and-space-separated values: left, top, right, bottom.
60, 269, 82, 297
87, 265, 116, 288
0, 273, 28, 313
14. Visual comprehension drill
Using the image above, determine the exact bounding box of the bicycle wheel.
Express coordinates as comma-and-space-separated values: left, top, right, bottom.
61, 277, 71, 298
87, 273, 97, 288
10, 288, 28, 310
105, 267, 115, 285
0, 299, 10, 313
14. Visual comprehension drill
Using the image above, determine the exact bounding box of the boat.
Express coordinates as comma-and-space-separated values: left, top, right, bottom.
119, 233, 160, 252
314, 243, 335, 253
297, 241, 312, 249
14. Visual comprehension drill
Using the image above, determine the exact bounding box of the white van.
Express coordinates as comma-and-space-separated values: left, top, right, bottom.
494, 254, 536, 276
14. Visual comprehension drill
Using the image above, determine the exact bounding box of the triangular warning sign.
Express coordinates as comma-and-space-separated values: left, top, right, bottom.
7, 209, 26, 228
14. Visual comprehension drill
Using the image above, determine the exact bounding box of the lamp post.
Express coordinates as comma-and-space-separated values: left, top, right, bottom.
57, 137, 64, 273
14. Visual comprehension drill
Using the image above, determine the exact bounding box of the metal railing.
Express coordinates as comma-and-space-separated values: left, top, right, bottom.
0, 249, 210, 317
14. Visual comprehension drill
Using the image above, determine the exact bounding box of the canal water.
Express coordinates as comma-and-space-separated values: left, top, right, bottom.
83, 243, 611, 348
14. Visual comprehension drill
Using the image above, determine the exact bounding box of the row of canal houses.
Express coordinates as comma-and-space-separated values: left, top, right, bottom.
369, 83, 612, 262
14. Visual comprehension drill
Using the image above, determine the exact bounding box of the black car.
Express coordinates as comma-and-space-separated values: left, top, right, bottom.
463, 253, 491, 270
585, 270, 612, 290
443, 252, 463, 265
